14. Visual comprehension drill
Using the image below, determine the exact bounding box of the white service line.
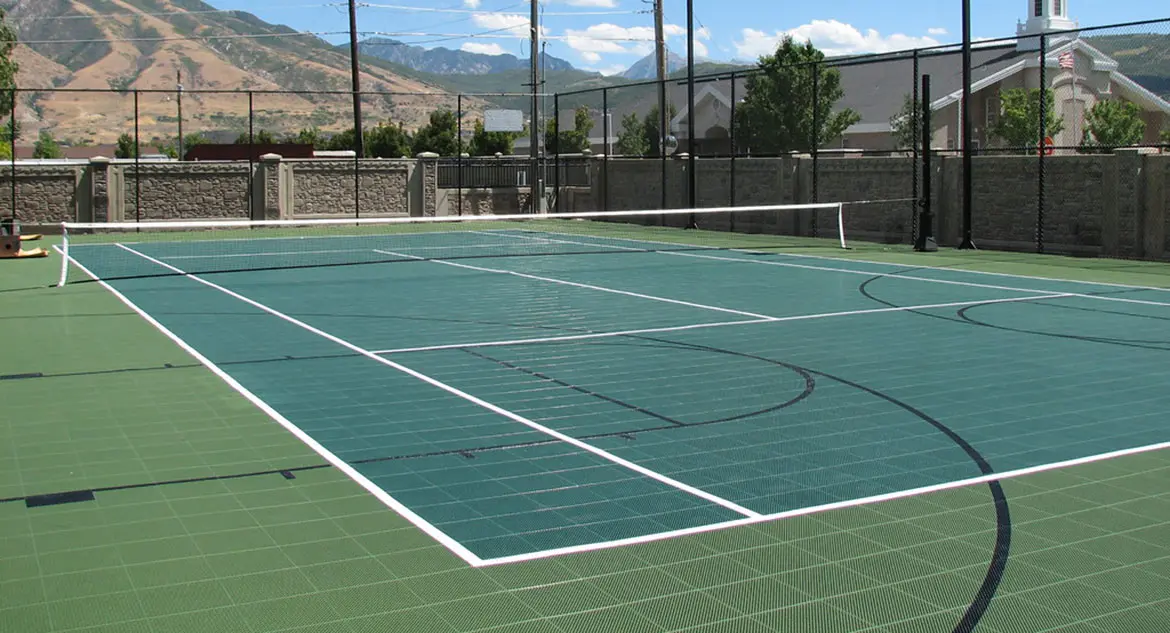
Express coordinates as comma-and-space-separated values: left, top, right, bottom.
478, 437, 1170, 567
490, 229, 1170, 309
52, 245, 485, 567
371, 292, 1074, 355
370, 249, 777, 320
158, 242, 516, 261
114, 242, 764, 523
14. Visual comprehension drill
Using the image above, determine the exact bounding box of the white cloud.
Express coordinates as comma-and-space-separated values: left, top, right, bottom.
463, 0, 481, 7
734, 20, 941, 59
928, 27, 948, 35
560, 21, 710, 65
461, 42, 505, 55
470, 12, 546, 39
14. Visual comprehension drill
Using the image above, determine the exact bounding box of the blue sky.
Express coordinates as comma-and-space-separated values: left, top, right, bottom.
207, 0, 1166, 75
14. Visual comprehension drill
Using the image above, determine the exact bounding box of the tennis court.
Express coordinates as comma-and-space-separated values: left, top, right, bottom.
4, 209, 1170, 632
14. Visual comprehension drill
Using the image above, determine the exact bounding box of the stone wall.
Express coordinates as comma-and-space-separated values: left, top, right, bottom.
120, 162, 253, 221
0, 165, 83, 225
285, 159, 411, 217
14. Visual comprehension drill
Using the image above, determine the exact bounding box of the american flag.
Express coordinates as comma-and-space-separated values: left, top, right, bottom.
1058, 51, 1075, 70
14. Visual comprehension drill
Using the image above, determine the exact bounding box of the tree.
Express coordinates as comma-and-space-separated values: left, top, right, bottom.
988, 87, 1063, 151
0, 9, 18, 118
735, 36, 860, 154
641, 105, 678, 157
615, 112, 649, 156
1080, 100, 1145, 152
546, 105, 593, 155
33, 130, 63, 159
468, 119, 519, 156
366, 120, 412, 158
234, 130, 276, 145
890, 94, 923, 150
115, 132, 137, 159
288, 126, 325, 149
326, 127, 362, 153
412, 109, 460, 156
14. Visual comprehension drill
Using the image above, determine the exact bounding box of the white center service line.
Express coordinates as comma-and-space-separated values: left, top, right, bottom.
370, 293, 1075, 355
113, 243, 764, 521
371, 248, 776, 320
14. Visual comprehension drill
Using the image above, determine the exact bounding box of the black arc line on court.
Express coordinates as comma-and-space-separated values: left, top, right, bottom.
620, 333, 1010, 633
858, 273, 1170, 351
4, 342, 815, 507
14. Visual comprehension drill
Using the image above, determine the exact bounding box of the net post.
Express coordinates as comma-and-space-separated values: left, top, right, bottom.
914, 73, 937, 253
836, 203, 848, 249
56, 223, 69, 287
958, 0, 976, 250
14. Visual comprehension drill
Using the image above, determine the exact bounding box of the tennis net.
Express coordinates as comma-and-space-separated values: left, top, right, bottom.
56, 203, 847, 287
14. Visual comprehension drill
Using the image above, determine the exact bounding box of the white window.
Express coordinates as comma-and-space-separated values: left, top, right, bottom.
1053, 0, 1063, 16
1034, 0, 1043, 17
986, 95, 1000, 130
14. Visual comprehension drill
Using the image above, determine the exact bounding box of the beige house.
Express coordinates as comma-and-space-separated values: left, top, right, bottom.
670, 0, 1170, 154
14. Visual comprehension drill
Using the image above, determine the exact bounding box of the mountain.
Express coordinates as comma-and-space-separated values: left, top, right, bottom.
621, 50, 686, 80
1086, 33, 1170, 99
358, 38, 576, 76
0, 0, 483, 145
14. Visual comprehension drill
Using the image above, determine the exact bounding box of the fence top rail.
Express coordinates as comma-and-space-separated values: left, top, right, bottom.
7, 87, 559, 98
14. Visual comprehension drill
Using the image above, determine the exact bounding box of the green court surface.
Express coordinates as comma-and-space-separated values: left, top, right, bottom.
3, 220, 1170, 633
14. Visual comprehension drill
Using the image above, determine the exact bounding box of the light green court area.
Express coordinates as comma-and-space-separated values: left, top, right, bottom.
3, 225, 1170, 633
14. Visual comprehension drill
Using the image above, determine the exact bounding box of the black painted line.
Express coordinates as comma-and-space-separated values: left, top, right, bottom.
460, 348, 689, 427
0, 372, 44, 381
25, 490, 96, 508
625, 332, 1012, 633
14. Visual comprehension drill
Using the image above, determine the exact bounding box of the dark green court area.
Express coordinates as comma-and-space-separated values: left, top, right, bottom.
3, 220, 1170, 632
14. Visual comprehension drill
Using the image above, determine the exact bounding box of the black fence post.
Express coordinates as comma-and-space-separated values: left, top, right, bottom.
811, 62, 820, 238
134, 90, 141, 224
457, 93, 463, 217
553, 93, 560, 214
248, 90, 254, 220
9, 88, 15, 225
915, 74, 937, 252
1037, 33, 1047, 254
958, 0, 976, 250
730, 71, 737, 226
602, 87, 610, 213
911, 49, 920, 244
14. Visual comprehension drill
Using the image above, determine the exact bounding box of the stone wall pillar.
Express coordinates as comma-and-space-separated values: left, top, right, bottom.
1143, 154, 1167, 260
415, 152, 438, 216
253, 153, 283, 220
88, 157, 117, 223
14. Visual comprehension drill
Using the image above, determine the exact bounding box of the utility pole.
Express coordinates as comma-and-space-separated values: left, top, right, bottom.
348, 0, 364, 158
530, 0, 542, 211
176, 69, 183, 161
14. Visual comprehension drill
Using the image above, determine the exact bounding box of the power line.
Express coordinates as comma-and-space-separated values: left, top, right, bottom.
6, 3, 339, 22
360, 2, 645, 16
15, 28, 654, 46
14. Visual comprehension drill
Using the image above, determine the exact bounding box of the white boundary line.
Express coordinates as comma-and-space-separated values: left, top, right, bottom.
371, 293, 1074, 355
370, 249, 778, 320
477, 438, 1170, 566
489, 227, 1170, 296
49, 245, 486, 567
113, 243, 764, 520
490, 230, 1170, 309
